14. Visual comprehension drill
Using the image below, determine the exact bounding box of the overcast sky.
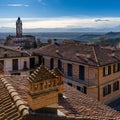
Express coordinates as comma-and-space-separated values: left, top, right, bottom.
1, 0, 120, 29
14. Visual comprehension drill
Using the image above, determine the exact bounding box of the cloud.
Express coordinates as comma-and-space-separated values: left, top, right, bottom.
8, 4, 29, 7
95, 19, 110, 22
0, 4, 29, 7
0, 17, 120, 29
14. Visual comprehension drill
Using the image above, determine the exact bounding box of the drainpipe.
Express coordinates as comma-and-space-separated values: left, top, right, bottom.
98, 66, 100, 101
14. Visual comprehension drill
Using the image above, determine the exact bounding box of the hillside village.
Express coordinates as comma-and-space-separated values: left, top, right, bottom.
0, 17, 120, 119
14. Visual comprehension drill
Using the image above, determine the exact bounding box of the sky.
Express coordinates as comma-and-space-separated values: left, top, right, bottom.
1, 0, 120, 30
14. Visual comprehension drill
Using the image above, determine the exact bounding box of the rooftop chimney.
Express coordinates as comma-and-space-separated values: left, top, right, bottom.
76, 52, 80, 57
86, 51, 91, 59
111, 50, 115, 57
56, 49, 59, 53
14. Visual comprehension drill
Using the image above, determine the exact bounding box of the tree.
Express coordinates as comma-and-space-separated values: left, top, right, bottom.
36, 39, 42, 47
24, 40, 31, 49
33, 41, 37, 48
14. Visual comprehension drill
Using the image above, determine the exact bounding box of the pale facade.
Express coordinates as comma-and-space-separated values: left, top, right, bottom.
0, 46, 38, 75
0, 56, 38, 75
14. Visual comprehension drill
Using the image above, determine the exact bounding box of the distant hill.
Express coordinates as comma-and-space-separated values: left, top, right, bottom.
1, 25, 120, 33
0, 30, 120, 46
93, 32, 120, 46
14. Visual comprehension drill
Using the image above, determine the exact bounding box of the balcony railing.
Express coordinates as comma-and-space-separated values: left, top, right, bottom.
64, 75, 96, 87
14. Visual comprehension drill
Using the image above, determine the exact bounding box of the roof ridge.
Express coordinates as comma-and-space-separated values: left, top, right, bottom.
0, 77, 29, 117
52, 68, 63, 76
0, 45, 29, 55
92, 46, 99, 66
39, 44, 53, 50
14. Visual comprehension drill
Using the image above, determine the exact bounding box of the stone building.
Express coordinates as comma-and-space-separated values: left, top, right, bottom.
5, 17, 36, 48
0, 65, 120, 120
16, 17, 22, 37
32, 40, 120, 103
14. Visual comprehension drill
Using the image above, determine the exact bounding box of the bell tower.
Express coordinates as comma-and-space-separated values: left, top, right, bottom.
16, 17, 22, 37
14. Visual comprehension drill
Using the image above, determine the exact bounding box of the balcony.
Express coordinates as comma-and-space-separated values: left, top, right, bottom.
64, 75, 96, 87
7, 65, 40, 74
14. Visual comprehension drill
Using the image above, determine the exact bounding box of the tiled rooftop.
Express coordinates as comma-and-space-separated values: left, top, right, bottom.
0, 77, 29, 120
52, 68, 63, 76
1, 75, 120, 120
59, 84, 120, 119
32, 42, 120, 66
0, 46, 30, 58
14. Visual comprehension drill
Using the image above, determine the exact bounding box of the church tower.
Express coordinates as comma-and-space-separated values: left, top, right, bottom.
16, 17, 22, 37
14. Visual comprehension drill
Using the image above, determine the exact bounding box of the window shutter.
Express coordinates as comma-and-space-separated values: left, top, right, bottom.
113, 64, 115, 73
103, 87, 106, 96
117, 81, 119, 90
103, 67, 105, 76
108, 66, 111, 75
108, 85, 111, 94
118, 63, 120, 71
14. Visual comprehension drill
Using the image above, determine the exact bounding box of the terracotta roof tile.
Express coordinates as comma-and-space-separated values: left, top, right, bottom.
0, 77, 29, 120
33, 42, 120, 66
2, 75, 120, 119
58, 84, 120, 119
52, 68, 63, 76
0, 45, 30, 58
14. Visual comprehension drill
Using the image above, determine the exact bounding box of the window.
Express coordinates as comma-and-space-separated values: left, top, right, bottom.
38, 56, 44, 65
12, 59, 18, 71
43, 58, 45, 65
103, 85, 111, 96
113, 63, 120, 73
113, 81, 119, 91
0, 60, 4, 72
84, 86, 87, 94
30, 71, 33, 74
67, 82, 72, 86
23, 61, 28, 70
79, 65, 85, 80
38, 56, 42, 65
30, 58, 35, 69
50, 58, 54, 70
67, 63, 72, 77
0, 60, 4, 66
77, 86, 87, 94
11, 73, 20, 75
58, 59, 62, 71
103, 66, 111, 76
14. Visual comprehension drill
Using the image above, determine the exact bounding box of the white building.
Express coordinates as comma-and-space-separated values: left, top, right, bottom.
0, 46, 38, 75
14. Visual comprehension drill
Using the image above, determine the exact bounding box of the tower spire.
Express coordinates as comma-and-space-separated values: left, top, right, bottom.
16, 17, 22, 37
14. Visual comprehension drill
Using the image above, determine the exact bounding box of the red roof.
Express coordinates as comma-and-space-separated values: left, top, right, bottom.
33, 42, 120, 66
1, 75, 120, 119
